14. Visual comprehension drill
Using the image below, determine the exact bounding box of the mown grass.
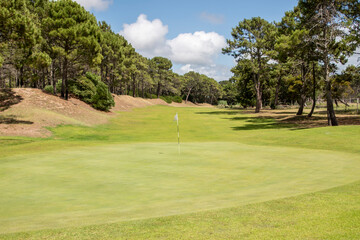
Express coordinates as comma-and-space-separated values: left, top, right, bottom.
1, 106, 360, 239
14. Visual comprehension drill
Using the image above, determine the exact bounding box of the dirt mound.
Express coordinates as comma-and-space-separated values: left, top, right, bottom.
0, 88, 212, 137
0, 88, 112, 137
112, 95, 152, 111
169, 101, 214, 108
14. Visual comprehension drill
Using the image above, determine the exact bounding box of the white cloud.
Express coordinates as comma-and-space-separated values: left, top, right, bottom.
74, 0, 112, 11
200, 12, 225, 25
176, 64, 232, 81
337, 48, 360, 72
120, 14, 170, 57
119, 14, 228, 76
167, 31, 227, 65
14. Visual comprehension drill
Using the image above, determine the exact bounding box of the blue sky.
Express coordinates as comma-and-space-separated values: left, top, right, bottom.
75, 0, 299, 80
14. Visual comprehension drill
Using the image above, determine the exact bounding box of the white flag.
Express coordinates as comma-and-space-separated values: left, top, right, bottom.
174, 113, 178, 122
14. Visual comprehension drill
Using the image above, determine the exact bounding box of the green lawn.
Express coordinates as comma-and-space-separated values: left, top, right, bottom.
1, 106, 360, 239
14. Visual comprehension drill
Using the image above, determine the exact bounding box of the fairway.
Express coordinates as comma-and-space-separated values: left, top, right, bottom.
1, 106, 360, 238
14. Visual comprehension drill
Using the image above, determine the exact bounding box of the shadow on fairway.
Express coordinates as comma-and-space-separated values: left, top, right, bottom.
198, 111, 305, 131
196, 108, 256, 115
231, 123, 296, 131
0, 89, 23, 112
230, 116, 297, 131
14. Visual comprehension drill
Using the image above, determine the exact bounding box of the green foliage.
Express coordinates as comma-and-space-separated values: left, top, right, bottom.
43, 85, 54, 94
160, 96, 172, 104
69, 76, 96, 104
91, 81, 115, 111
68, 72, 114, 111
171, 95, 182, 103
56, 80, 62, 94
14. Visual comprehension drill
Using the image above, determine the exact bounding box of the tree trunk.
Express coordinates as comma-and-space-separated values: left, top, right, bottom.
132, 74, 136, 97
51, 61, 56, 95
185, 87, 192, 104
324, 54, 338, 126
274, 75, 281, 108
8, 69, 12, 88
254, 73, 262, 113
119, 79, 123, 95
19, 66, 24, 87
62, 57, 68, 100
296, 97, 305, 115
156, 81, 161, 99
308, 63, 316, 117
141, 78, 144, 98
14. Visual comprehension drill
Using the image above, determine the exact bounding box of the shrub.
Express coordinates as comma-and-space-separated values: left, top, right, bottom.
171, 96, 182, 103
218, 100, 227, 107
69, 76, 96, 104
43, 85, 54, 94
91, 81, 115, 111
65, 72, 114, 111
160, 96, 172, 104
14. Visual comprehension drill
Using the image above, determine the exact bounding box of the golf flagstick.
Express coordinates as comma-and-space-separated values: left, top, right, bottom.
174, 113, 180, 154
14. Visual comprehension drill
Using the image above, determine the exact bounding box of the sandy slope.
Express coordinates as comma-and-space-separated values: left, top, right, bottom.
0, 88, 211, 137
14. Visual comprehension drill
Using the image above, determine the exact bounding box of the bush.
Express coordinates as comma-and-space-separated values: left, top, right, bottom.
69, 76, 96, 104
43, 85, 54, 94
171, 96, 182, 103
64, 72, 115, 111
218, 100, 227, 107
56, 80, 62, 93
160, 96, 172, 104
91, 81, 115, 111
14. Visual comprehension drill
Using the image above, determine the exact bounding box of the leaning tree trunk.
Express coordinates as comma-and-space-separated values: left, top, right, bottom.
308, 63, 316, 117
185, 87, 192, 104
296, 97, 305, 115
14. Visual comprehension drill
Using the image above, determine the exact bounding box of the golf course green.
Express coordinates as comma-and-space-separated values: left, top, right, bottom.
1, 106, 360, 239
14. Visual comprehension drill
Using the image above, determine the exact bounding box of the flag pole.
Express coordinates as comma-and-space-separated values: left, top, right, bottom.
177, 113, 180, 155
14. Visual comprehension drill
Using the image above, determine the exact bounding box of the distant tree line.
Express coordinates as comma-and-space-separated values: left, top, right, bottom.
0, 0, 222, 111
222, 0, 360, 126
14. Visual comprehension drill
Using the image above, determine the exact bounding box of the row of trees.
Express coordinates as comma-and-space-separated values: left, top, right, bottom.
0, 0, 222, 110
222, 0, 360, 126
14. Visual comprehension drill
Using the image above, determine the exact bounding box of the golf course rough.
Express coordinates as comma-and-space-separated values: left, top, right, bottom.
1, 106, 360, 238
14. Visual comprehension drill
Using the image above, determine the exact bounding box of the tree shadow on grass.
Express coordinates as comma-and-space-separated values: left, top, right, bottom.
0, 89, 23, 112
198, 108, 360, 131
231, 123, 297, 131
0, 116, 33, 125
196, 109, 255, 115
229, 116, 299, 131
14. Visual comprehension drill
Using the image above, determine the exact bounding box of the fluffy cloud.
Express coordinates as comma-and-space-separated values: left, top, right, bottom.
177, 64, 232, 82
74, 0, 112, 11
120, 14, 170, 57
119, 14, 227, 75
167, 31, 226, 65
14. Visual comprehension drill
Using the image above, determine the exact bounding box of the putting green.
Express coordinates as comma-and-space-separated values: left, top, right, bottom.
1, 141, 359, 233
